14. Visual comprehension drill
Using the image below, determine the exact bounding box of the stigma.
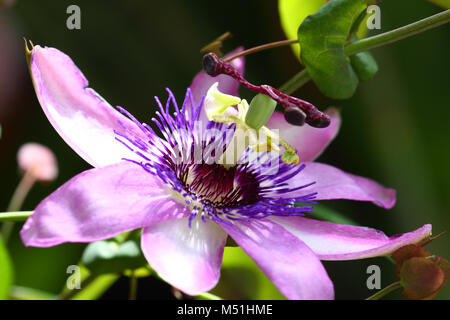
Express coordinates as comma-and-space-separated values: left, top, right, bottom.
204, 83, 299, 165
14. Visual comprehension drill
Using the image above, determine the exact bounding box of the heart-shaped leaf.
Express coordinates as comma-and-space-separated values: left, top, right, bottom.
298, 0, 368, 99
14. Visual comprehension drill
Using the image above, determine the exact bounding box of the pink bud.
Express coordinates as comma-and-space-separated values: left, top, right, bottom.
392, 244, 450, 300
17, 143, 58, 182
400, 256, 446, 300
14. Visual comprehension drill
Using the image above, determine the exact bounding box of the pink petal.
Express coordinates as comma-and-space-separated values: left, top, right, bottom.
141, 218, 227, 296
285, 162, 396, 209
271, 216, 432, 260
266, 108, 341, 162
189, 47, 245, 123
218, 219, 334, 300
21, 162, 188, 247
30, 45, 146, 168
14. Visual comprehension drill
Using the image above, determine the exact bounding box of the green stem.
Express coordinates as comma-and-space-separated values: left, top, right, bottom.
366, 281, 402, 300
196, 292, 223, 300
313, 204, 358, 226
224, 39, 298, 62
280, 9, 450, 94
345, 10, 450, 56
278, 69, 310, 95
69, 274, 120, 300
2, 171, 36, 243
129, 272, 138, 300
0, 211, 33, 222
6, 171, 35, 213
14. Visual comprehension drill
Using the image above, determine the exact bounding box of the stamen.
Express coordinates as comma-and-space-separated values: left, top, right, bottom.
284, 105, 306, 126
202, 52, 330, 128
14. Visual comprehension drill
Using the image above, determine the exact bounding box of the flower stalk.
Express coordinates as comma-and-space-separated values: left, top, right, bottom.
2, 171, 36, 243
0, 211, 33, 222
223, 39, 298, 62
366, 281, 402, 300
129, 272, 138, 300
344, 9, 450, 56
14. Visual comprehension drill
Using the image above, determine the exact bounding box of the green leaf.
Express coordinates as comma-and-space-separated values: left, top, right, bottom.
81, 234, 148, 275
350, 51, 378, 81
0, 235, 14, 299
278, 0, 326, 59
298, 0, 368, 99
428, 0, 450, 9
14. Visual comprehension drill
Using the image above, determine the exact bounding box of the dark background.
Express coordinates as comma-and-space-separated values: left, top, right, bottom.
0, 0, 448, 299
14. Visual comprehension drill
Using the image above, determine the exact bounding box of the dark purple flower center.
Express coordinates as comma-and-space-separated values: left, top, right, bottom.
181, 163, 261, 209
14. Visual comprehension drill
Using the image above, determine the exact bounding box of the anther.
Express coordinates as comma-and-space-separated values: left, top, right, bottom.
306, 114, 331, 128
284, 105, 306, 126
202, 53, 222, 77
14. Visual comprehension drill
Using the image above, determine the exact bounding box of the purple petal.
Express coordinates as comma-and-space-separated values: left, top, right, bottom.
189, 47, 245, 123
271, 217, 432, 260
266, 108, 341, 162
218, 219, 334, 300
30, 45, 147, 167
285, 162, 396, 209
21, 162, 188, 247
141, 218, 227, 296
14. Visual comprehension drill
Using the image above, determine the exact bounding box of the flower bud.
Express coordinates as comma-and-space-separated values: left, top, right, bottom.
17, 142, 58, 182
245, 94, 277, 130
392, 244, 450, 300
349, 51, 378, 82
